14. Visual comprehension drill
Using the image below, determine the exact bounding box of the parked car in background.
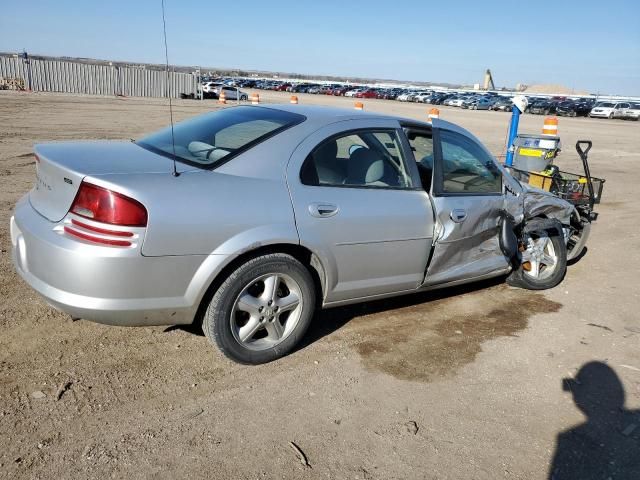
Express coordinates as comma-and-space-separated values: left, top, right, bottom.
460, 96, 481, 109
431, 93, 454, 105
218, 86, 248, 101
524, 97, 545, 112
529, 100, 558, 115
396, 91, 416, 102
238, 80, 257, 88
331, 86, 349, 96
447, 97, 465, 107
589, 102, 623, 119
618, 102, 640, 121
345, 88, 364, 97
374, 89, 395, 100
556, 100, 592, 117
200, 82, 222, 94
468, 97, 495, 110
289, 83, 310, 93
490, 97, 513, 111
355, 89, 379, 99
414, 92, 432, 103
610, 102, 635, 119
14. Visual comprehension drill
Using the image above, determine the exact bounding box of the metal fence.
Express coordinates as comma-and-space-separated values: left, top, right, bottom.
0, 55, 197, 98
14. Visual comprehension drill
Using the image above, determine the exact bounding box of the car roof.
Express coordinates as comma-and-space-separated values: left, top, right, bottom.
256, 104, 470, 137
259, 103, 430, 127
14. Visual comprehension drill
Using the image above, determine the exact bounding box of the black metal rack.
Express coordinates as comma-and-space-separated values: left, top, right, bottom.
512, 141, 605, 211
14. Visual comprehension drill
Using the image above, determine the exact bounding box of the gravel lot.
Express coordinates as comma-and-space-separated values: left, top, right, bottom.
0, 90, 638, 479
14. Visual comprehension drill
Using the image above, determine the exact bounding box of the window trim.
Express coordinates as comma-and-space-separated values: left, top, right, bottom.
400, 124, 435, 192
432, 128, 504, 197
299, 127, 421, 191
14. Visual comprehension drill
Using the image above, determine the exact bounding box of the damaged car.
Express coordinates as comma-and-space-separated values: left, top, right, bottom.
10, 105, 597, 364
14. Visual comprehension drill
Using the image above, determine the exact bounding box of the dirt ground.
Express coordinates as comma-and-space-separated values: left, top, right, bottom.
0, 90, 639, 479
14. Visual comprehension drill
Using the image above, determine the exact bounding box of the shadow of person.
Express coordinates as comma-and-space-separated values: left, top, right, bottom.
549, 361, 640, 479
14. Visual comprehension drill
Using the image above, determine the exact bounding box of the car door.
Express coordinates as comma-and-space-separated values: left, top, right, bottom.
224, 87, 237, 100
422, 127, 509, 286
286, 119, 434, 304
614, 103, 629, 118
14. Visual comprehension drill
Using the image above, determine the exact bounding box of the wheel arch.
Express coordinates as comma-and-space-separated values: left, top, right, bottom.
191, 243, 326, 326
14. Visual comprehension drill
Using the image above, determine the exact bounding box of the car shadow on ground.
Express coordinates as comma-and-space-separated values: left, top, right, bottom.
548, 361, 640, 479
296, 276, 507, 351
164, 276, 508, 344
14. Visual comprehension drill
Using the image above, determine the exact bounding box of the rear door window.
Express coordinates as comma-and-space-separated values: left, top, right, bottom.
404, 129, 434, 191
300, 129, 413, 189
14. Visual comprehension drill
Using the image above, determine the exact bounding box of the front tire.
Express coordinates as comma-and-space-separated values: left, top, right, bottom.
203, 253, 316, 364
507, 225, 567, 290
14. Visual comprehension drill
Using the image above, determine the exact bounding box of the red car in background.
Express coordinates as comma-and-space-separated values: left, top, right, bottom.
275, 83, 291, 92
355, 89, 378, 99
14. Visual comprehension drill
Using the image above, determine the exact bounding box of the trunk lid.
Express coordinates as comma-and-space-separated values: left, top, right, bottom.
30, 141, 178, 222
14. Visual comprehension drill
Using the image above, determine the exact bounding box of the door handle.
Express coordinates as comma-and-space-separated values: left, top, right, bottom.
309, 203, 339, 218
450, 209, 467, 223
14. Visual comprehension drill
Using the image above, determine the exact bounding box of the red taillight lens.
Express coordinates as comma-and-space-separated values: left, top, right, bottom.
70, 182, 147, 227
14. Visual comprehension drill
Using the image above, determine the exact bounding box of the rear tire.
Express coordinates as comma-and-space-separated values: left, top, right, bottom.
203, 253, 316, 364
507, 224, 567, 290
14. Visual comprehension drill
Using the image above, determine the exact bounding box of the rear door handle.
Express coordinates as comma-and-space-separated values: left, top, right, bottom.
450, 209, 467, 223
309, 203, 339, 218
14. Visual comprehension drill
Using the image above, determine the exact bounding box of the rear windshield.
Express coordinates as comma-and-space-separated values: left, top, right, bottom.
137, 106, 305, 169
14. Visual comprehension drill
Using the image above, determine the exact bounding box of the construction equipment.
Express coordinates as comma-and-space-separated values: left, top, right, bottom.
483, 69, 495, 90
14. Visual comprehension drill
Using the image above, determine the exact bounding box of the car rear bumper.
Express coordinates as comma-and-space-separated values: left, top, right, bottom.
10, 195, 230, 326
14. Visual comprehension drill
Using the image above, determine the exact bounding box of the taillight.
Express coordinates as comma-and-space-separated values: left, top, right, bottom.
70, 182, 147, 227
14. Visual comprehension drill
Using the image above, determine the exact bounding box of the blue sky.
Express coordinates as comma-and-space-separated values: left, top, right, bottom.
1, 0, 638, 95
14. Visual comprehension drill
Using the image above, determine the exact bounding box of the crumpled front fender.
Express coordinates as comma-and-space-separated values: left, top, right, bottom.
520, 183, 576, 225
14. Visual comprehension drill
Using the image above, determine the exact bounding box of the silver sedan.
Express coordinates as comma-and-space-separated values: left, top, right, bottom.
10, 105, 589, 363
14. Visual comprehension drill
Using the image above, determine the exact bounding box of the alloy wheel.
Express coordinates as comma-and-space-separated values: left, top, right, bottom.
230, 273, 303, 350
521, 234, 558, 280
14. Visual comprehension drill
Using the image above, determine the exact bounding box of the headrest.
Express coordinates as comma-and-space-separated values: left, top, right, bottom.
348, 148, 384, 184
315, 140, 338, 161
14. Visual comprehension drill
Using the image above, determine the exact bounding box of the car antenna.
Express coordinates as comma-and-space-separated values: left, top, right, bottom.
161, 0, 179, 177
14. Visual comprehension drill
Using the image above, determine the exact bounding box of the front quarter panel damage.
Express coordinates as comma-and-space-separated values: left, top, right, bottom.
520, 183, 575, 225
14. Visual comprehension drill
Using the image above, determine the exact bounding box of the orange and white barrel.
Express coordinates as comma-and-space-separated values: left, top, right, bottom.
543, 117, 558, 135
250, 93, 259, 105
354, 102, 364, 110
428, 108, 440, 122
290, 95, 298, 104
218, 90, 227, 104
